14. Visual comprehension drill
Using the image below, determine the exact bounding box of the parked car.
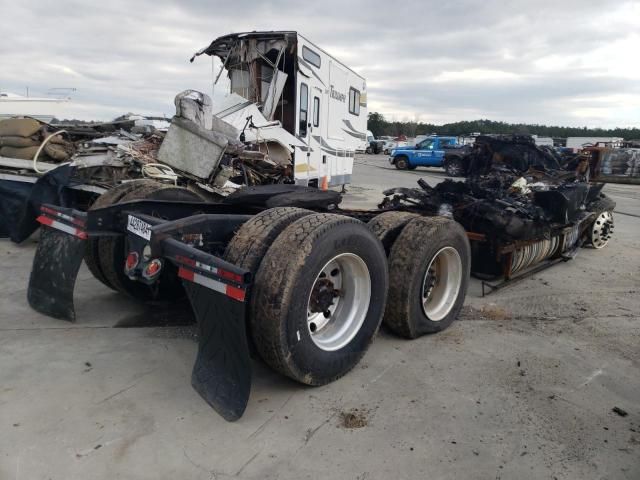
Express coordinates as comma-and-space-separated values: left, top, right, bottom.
441, 143, 472, 176
380, 136, 410, 155
388, 136, 471, 175
365, 130, 385, 154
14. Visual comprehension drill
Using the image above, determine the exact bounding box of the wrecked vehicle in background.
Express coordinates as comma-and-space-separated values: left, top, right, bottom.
380, 134, 616, 293
0, 31, 367, 242
578, 143, 640, 184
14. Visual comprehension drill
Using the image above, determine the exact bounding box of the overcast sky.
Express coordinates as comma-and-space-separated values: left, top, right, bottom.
1, 0, 638, 127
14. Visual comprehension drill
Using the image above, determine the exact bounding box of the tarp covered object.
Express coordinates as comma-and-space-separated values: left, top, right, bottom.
0, 165, 77, 243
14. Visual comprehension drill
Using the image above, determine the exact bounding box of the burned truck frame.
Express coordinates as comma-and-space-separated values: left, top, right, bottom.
379, 135, 616, 294
28, 181, 471, 421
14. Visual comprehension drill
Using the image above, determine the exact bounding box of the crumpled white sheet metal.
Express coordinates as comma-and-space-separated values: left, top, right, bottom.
213, 93, 305, 152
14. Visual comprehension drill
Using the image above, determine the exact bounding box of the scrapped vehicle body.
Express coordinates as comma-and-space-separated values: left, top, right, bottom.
0, 115, 184, 241
28, 181, 471, 421
579, 145, 640, 185
191, 31, 367, 188
1, 30, 368, 242
380, 135, 616, 293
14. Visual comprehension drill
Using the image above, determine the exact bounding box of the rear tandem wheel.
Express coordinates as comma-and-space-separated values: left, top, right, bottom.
372, 215, 471, 338
249, 213, 389, 385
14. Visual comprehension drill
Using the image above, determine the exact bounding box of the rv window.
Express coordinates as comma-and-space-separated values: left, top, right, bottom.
299, 83, 309, 137
302, 46, 321, 68
349, 87, 360, 116
313, 96, 320, 127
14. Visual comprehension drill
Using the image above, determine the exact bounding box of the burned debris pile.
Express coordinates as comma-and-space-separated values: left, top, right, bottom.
2, 30, 368, 242
380, 135, 615, 281
0, 87, 299, 241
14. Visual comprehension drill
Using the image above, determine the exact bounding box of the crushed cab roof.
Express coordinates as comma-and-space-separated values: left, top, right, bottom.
191, 31, 298, 62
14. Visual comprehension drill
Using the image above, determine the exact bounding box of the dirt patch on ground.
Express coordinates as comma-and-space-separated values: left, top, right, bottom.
461, 304, 512, 321
339, 408, 370, 429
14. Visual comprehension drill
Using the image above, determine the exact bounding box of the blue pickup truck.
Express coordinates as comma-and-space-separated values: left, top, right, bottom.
389, 136, 470, 176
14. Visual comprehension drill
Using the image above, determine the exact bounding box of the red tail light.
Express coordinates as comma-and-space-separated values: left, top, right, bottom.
143, 259, 163, 279
125, 252, 139, 272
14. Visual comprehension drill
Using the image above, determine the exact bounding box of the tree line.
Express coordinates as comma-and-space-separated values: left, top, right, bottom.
367, 112, 640, 140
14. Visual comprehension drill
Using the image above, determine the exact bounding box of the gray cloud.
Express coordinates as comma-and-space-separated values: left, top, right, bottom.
1, 0, 638, 127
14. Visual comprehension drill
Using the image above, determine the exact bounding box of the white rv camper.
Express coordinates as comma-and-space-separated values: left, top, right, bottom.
192, 31, 367, 188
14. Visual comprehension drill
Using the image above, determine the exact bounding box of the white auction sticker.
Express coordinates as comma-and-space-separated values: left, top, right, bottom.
127, 215, 152, 240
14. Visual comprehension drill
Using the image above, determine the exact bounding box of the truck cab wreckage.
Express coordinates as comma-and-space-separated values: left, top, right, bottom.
379, 135, 616, 293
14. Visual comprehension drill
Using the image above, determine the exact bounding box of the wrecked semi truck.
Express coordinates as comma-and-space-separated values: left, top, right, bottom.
26, 31, 471, 421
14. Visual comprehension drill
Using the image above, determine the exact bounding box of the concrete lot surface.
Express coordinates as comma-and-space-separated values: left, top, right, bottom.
1, 155, 639, 479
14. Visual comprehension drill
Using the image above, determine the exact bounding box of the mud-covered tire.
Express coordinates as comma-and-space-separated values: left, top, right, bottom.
395, 156, 409, 170
368, 211, 420, 255
224, 207, 314, 275
98, 182, 204, 301
85, 180, 159, 289
251, 213, 388, 385
224, 207, 315, 354
384, 216, 470, 338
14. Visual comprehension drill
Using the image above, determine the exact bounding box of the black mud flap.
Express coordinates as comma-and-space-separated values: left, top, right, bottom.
183, 281, 252, 421
27, 224, 85, 321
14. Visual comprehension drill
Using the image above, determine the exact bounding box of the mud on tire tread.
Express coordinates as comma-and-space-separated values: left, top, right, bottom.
368, 211, 420, 255
384, 216, 470, 338
224, 207, 313, 275
224, 207, 314, 353
251, 213, 388, 385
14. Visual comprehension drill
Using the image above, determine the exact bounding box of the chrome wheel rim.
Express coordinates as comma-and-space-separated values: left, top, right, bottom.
421, 247, 463, 321
591, 211, 614, 249
307, 253, 371, 351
